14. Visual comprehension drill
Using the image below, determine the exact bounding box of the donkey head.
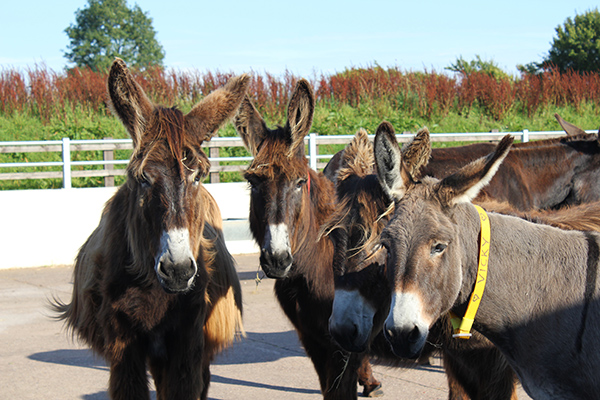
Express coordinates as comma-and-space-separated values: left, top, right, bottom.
375, 123, 513, 358
234, 79, 315, 279
326, 124, 431, 352
108, 58, 249, 293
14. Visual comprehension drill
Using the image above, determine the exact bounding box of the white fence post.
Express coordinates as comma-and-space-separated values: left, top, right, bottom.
62, 137, 72, 189
309, 132, 318, 171
522, 129, 529, 143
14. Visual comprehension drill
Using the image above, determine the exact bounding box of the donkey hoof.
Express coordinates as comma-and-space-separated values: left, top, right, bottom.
363, 383, 384, 397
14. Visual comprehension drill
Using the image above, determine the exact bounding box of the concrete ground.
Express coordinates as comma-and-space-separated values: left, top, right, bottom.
0, 253, 531, 400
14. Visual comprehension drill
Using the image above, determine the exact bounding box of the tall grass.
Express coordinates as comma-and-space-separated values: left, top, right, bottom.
2, 64, 600, 128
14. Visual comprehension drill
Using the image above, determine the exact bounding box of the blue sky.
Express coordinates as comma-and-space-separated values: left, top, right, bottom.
2, 1, 598, 77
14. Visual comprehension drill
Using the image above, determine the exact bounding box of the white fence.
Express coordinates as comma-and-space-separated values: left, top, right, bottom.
0, 130, 579, 189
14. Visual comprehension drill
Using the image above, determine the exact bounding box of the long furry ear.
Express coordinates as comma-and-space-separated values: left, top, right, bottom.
401, 126, 431, 179
185, 74, 250, 144
554, 113, 587, 136
285, 79, 315, 157
233, 95, 268, 156
374, 121, 412, 201
436, 135, 514, 206
107, 58, 154, 148
337, 128, 374, 182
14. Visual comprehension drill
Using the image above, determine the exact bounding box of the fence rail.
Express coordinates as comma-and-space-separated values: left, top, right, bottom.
0, 130, 590, 189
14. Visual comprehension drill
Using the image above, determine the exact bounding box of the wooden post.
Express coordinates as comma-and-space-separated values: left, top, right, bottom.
209, 147, 220, 183
104, 137, 114, 187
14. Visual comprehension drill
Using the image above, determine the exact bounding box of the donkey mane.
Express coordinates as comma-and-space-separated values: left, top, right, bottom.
336, 128, 374, 181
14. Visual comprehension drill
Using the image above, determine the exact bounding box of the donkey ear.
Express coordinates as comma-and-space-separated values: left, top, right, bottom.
285, 79, 315, 157
554, 113, 587, 136
337, 128, 374, 182
374, 121, 412, 201
436, 135, 514, 206
185, 74, 250, 144
107, 58, 154, 148
233, 95, 268, 156
401, 126, 432, 179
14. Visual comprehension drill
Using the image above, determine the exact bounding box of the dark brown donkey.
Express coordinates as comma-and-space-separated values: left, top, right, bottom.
52, 58, 247, 400
234, 79, 387, 398
376, 126, 600, 398
421, 132, 600, 211
325, 127, 600, 399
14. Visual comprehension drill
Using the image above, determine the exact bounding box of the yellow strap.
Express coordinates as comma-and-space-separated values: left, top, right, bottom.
451, 204, 490, 339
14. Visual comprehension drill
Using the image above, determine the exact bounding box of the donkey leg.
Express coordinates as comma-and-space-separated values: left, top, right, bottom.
149, 339, 205, 400
473, 346, 518, 400
108, 342, 150, 400
357, 356, 383, 398
322, 347, 364, 400
200, 364, 211, 400
441, 338, 518, 400
441, 351, 471, 400
299, 334, 360, 399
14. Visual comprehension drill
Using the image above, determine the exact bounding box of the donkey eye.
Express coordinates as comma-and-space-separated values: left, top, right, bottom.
193, 173, 202, 185
139, 172, 151, 188
431, 242, 448, 256
246, 176, 261, 192
296, 178, 307, 189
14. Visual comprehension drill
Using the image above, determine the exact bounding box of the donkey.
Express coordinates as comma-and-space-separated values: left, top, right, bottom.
423, 133, 600, 211
376, 124, 600, 399
325, 127, 600, 399
52, 58, 246, 400
327, 119, 600, 212
234, 79, 389, 398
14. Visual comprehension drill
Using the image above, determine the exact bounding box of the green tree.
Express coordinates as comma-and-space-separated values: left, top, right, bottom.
544, 8, 600, 73
446, 55, 510, 80
64, 0, 165, 71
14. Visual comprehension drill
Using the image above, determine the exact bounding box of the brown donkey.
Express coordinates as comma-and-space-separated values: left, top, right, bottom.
234, 79, 388, 398
376, 125, 600, 399
52, 58, 247, 400
325, 128, 600, 399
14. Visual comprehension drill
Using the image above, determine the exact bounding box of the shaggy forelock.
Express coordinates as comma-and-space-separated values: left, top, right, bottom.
245, 135, 308, 180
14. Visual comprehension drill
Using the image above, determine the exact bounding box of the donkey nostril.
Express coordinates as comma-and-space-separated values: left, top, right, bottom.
184, 259, 197, 279
156, 261, 170, 279
408, 326, 421, 343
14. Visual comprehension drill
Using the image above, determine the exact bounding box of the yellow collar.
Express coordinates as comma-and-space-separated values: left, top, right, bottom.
450, 204, 490, 339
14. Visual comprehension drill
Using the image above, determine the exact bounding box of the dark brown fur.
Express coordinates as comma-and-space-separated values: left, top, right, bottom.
52, 58, 247, 400
234, 81, 384, 399
422, 133, 600, 211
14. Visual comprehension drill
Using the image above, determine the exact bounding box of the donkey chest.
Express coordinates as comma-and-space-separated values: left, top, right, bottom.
107, 284, 203, 332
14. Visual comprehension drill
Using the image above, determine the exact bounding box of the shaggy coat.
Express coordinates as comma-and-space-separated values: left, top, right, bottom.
53, 58, 246, 400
